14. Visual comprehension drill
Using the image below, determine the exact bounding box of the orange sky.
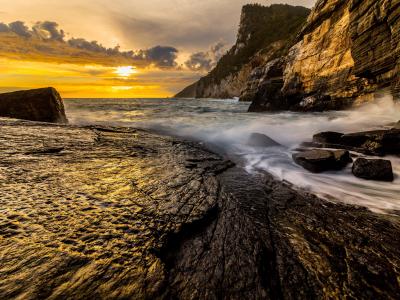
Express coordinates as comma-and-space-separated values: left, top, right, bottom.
0, 0, 315, 98
0, 57, 199, 98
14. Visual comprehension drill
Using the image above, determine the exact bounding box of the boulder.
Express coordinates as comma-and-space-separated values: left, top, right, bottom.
394, 121, 400, 130
332, 149, 352, 166
0, 87, 68, 123
352, 158, 394, 182
247, 133, 282, 147
293, 149, 351, 173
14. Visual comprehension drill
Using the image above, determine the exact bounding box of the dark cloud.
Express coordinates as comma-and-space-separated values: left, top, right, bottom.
33, 21, 65, 41
9, 21, 32, 38
0, 22, 9, 32
185, 42, 227, 72
68, 38, 115, 53
0, 20, 180, 68
185, 52, 212, 72
135, 46, 178, 68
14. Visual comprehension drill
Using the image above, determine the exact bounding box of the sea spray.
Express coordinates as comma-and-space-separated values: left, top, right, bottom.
65, 95, 400, 213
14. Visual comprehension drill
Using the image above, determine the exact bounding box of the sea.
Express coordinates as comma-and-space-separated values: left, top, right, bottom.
65, 96, 400, 214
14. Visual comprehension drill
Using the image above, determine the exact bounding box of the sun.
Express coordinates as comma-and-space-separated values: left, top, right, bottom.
115, 66, 136, 77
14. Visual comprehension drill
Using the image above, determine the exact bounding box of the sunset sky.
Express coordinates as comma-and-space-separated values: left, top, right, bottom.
0, 0, 315, 98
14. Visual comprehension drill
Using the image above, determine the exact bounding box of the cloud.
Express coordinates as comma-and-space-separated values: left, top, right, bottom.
33, 21, 65, 41
0, 20, 180, 68
134, 46, 178, 68
112, 12, 236, 52
0, 22, 9, 32
185, 42, 228, 72
8, 21, 32, 37
68, 38, 117, 53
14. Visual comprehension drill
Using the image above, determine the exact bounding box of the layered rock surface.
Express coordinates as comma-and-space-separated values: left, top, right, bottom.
175, 4, 310, 99
248, 0, 400, 112
0, 118, 399, 299
0, 87, 68, 123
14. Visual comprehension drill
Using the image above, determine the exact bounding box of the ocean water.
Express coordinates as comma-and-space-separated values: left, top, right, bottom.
65, 97, 400, 213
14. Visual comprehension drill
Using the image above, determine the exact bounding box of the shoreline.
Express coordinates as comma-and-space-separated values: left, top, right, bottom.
0, 117, 399, 298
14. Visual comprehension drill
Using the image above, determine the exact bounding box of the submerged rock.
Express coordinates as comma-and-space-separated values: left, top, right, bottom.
293, 149, 351, 173
0, 87, 68, 123
246, 132, 282, 147
352, 158, 394, 182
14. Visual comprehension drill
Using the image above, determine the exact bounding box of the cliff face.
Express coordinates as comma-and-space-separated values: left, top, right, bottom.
248, 0, 400, 112
175, 4, 310, 99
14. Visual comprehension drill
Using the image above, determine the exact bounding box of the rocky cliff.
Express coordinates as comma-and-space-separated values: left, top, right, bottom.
175, 4, 310, 99
0, 87, 68, 123
248, 0, 400, 112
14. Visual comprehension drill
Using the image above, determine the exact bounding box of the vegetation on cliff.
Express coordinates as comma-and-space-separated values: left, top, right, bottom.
175, 4, 310, 98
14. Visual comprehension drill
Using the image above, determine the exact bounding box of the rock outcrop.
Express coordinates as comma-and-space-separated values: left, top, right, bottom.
175, 4, 310, 99
309, 129, 400, 156
1, 118, 400, 298
247, 0, 400, 112
0, 87, 68, 123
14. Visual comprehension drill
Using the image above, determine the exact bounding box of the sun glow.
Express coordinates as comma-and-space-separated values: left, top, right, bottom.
115, 66, 136, 77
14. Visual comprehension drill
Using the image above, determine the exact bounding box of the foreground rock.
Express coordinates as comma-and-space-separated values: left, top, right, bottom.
0, 118, 399, 299
246, 132, 282, 147
352, 158, 394, 182
0, 87, 68, 123
311, 129, 400, 156
293, 149, 351, 173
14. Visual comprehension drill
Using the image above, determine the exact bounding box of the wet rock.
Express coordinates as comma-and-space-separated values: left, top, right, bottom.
247, 132, 282, 147
1, 118, 400, 299
0, 87, 68, 123
313, 131, 344, 144
333, 149, 353, 165
352, 158, 394, 182
311, 129, 400, 156
293, 149, 351, 173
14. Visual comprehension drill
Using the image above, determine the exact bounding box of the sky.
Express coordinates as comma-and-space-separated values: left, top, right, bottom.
0, 0, 316, 98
